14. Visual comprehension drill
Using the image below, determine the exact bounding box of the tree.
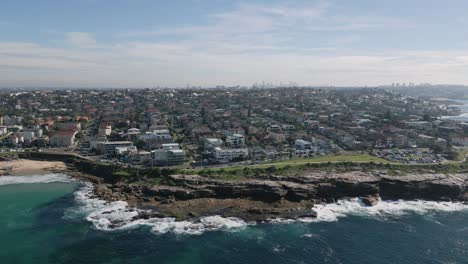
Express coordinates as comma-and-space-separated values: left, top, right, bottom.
446, 150, 461, 161
135, 139, 145, 149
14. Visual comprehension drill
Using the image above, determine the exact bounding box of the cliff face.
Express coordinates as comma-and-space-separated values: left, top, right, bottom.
92, 172, 468, 221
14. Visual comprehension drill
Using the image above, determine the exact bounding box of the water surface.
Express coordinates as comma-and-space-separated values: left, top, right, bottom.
1, 175, 468, 264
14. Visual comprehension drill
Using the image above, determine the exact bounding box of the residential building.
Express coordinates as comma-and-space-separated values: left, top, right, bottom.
214, 147, 249, 162
50, 130, 77, 147
204, 138, 223, 151
223, 128, 245, 137
98, 141, 133, 156
151, 143, 186, 165
295, 139, 312, 150
226, 134, 245, 146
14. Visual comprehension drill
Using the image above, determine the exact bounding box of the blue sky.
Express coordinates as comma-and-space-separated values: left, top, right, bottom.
1, 0, 468, 87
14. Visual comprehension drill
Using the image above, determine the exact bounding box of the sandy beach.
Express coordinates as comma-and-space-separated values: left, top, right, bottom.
0, 159, 67, 176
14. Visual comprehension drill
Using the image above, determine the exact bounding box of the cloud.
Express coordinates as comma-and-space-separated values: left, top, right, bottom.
0, 1, 465, 88
1, 39, 468, 88
66, 32, 97, 48
118, 1, 413, 60
124, 1, 407, 38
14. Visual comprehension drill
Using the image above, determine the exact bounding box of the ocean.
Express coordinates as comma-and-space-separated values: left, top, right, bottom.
2, 174, 468, 264
442, 99, 468, 122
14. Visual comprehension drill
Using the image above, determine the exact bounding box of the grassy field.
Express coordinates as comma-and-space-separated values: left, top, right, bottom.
249, 154, 390, 168
182, 154, 392, 176
0, 152, 17, 157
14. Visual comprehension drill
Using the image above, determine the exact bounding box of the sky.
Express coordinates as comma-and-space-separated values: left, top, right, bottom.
1, 0, 468, 88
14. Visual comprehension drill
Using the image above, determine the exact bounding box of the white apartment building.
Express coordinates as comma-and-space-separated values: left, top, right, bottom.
151, 143, 186, 166
97, 141, 133, 156
214, 147, 249, 162
204, 138, 223, 150
140, 129, 172, 141
295, 139, 312, 150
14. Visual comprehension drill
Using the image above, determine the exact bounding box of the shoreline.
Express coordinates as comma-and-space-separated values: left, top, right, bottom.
89, 171, 468, 222
0, 159, 68, 176
4, 157, 468, 223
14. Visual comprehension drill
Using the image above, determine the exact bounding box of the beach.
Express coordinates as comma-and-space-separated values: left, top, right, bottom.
0, 159, 67, 176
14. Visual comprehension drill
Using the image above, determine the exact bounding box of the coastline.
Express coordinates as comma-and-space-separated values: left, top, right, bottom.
90, 172, 468, 222
4, 156, 468, 224
0, 159, 67, 176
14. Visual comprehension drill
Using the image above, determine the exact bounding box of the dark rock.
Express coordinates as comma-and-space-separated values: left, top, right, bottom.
360, 196, 379, 206
88, 172, 468, 222
282, 209, 318, 219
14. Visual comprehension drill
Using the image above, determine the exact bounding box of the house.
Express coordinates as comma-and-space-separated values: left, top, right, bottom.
127, 128, 141, 141
294, 139, 317, 157
269, 124, 281, 132
153, 130, 172, 139
269, 132, 286, 143
204, 138, 223, 151
140, 130, 172, 141
18, 128, 41, 142
226, 134, 245, 146
151, 143, 186, 165
281, 124, 295, 132
50, 130, 77, 147
98, 123, 112, 136
115, 146, 138, 156
139, 129, 173, 147
223, 127, 245, 137
97, 141, 133, 156
295, 139, 312, 150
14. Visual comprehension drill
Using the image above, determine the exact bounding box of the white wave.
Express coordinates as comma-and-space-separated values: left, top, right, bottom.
307, 198, 468, 223
71, 183, 247, 235
71, 183, 468, 234
0, 173, 74, 186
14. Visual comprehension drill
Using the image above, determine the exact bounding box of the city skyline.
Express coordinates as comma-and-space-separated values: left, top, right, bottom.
1, 0, 468, 88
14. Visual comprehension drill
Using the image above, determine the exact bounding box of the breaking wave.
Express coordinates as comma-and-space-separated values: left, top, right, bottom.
69, 183, 468, 234
269, 198, 468, 224
308, 198, 468, 223
69, 183, 247, 235
0, 173, 74, 186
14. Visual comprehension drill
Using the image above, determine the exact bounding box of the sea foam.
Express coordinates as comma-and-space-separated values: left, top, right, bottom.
307, 198, 468, 223
71, 183, 247, 235
0, 173, 74, 186
71, 182, 468, 234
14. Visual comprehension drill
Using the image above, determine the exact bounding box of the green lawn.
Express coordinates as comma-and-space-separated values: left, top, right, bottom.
0, 152, 17, 157
246, 154, 390, 169
183, 154, 391, 175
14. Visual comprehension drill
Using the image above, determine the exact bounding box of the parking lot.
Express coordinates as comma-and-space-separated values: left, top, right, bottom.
374, 149, 445, 164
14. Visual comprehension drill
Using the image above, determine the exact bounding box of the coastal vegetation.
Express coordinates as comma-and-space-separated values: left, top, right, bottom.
12, 151, 468, 184
63, 152, 468, 183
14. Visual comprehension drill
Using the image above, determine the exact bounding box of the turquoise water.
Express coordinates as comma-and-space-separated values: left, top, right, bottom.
2, 176, 468, 263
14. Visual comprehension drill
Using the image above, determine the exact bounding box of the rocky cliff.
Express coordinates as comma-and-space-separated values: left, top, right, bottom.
92, 172, 468, 221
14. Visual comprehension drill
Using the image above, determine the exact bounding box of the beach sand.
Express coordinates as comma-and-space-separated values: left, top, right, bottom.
0, 159, 67, 176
